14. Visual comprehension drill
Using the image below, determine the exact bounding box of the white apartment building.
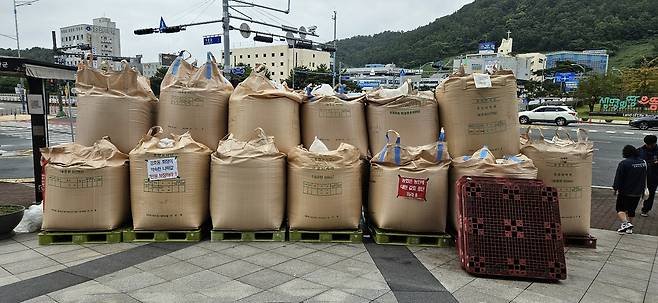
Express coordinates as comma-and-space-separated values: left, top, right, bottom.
142, 62, 162, 78
452, 37, 547, 81
60, 17, 121, 58
222, 44, 331, 83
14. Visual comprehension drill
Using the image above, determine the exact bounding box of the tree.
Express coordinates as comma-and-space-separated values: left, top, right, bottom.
575, 73, 620, 112
623, 57, 658, 96
149, 67, 168, 97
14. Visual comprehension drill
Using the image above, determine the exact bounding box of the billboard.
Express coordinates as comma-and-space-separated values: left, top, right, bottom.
554, 72, 576, 83
159, 53, 178, 67
478, 42, 496, 54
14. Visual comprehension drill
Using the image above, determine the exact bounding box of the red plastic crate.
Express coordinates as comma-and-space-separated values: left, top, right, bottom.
456, 176, 567, 280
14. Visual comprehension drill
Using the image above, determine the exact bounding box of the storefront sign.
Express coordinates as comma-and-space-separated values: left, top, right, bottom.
599, 96, 658, 111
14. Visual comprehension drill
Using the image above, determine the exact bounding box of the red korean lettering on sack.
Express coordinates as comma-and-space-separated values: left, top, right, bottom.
397, 175, 429, 201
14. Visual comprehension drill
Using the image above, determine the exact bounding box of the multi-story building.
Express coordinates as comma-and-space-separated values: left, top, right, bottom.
141, 53, 178, 78
452, 37, 547, 81
60, 17, 120, 58
341, 63, 448, 91
221, 44, 331, 83
545, 50, 609, 75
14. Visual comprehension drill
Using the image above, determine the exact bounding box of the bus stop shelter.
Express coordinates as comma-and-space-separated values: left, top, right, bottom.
0, 56, 76, 203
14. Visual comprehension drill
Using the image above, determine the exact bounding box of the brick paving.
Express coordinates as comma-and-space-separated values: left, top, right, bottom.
591, 188, 658, 236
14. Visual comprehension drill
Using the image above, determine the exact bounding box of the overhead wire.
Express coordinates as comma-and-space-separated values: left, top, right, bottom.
169, 0, 215, 23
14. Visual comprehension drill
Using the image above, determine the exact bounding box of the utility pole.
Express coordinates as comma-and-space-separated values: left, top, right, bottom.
52, 31, 65, 117
13, 0, 24, 112
332, 11, 337, 87
222, 0, 231, 78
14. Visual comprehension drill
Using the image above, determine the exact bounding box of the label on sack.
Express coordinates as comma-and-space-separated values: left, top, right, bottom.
147, 157, 179, 181
397, 176, 429, 201
473, 73, 492, 88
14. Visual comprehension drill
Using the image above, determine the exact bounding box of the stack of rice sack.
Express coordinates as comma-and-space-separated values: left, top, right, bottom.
288, 138, 363, 230
449, 146, 538, 230
75, 60, 157, 154
228, 65, 303, 154
365, 80, 439, 154
369, 130, 452, 233
210, 128, 286, 230
521, 127, 594, 236
158, 51, 233, 150
41, 138, 129, 231
436, 70, 520, 158
129, 127, 211, 230
302, 84, 369, 157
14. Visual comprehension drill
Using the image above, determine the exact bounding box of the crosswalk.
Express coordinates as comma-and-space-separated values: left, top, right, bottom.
0, 121, 74, 148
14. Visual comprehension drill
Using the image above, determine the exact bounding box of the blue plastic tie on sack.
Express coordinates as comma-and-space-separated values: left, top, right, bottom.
463, 156, 471, 161
171, 57, 181, 75
505, 155, 522, 163
439, 129, 446, 142
436, 142, 444, 161
478, 147, 489, 159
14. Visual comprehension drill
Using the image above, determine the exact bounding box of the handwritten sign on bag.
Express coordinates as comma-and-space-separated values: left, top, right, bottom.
147, 157, 179, 181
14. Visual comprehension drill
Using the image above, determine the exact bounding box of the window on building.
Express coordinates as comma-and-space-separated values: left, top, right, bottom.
271, 62, 275, 67
271, 71, 275, 76
280, 62, 284, 66
255, 54, 258, 58
313, 54, 315, 58
247, 55, 250, 58
240, 55, 243, 59
280, 52, 284, 56
272, 53, 275, 57
247, 63, 251, 67
312, 62, 315, 67
280, 72, 283, 75
263, 53, 266, 57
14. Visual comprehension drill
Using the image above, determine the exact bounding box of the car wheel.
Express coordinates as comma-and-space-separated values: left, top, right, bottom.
639, 122, 649, 130
555, 117, 567, 126
519, 116, 530, 124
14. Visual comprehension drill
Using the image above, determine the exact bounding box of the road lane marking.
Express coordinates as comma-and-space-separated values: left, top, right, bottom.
589, 130, 598, 133
605, 131, 616, 134
623, 132, 635, 134
644, 133, 652, 136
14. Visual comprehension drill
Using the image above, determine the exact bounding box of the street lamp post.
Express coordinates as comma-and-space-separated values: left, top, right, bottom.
12, 0, 39, 112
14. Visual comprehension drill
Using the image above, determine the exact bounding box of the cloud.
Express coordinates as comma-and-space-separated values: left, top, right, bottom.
0, 0, 472, 62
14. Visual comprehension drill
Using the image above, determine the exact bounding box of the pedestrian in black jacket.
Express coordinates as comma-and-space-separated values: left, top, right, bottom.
613, 145, 647, 234
637, 135, 658, 216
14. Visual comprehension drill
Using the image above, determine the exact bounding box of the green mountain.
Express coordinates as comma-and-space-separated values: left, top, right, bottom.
336, 0, 658, 68
0, 47, 55, 62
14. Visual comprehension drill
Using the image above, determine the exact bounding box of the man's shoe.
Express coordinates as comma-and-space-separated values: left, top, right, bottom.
617, 223, 630, 234
626, 228, 634, 234
641, 212, 649, 217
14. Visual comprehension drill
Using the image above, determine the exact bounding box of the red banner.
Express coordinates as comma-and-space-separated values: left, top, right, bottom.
397, 175, 429, 201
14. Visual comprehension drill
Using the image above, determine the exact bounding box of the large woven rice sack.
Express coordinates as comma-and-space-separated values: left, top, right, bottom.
521, 127, 594, 236
158, 52, 233, 150
41, 138, 129, 231
288, 139, 362, 230
302, 84, 368, 157
369, 130, 451, 233
75, 60, 157, 153
228, 65, 303, 154
435, 70, 519, 158
210, 128, 286, 230
449, 146, 538, 230
129, 127, 211, 230
365, 80, 439, 155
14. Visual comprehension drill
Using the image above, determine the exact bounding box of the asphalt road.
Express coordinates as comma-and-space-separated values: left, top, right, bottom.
0, 118, 650, 186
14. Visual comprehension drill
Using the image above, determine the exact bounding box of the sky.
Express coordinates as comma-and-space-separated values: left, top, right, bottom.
0, 0, 473, 63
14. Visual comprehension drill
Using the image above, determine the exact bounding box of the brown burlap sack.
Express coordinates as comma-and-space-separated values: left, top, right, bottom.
228, 65, 303, 154
435, 70, 520, 158
41, 138, 129, 231
369, 130, 452, 233
75, 60, 157, 153
302, 87, 368, 158
366, 81, 439, 154
158, 52, 233, 150
210, 128, 286, 230
288, 140, 362, 230
129, 127, 211, 230
521, 127, 594, 236
449, 146, 538, 230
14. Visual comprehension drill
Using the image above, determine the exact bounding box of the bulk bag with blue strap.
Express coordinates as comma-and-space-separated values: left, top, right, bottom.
287, 139, 363, 230
158, 51, 233, 150
76, 60, 157, 153
365, 80, 439, 156
369, 130, 452, 233
302, 84, 369, 158
435, 70, 520, 158
448, 146, 538, 231
521, 127, 594, 236
229, 65, 303, 154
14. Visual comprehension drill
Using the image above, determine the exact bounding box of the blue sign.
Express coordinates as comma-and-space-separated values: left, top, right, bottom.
159, 17, 167, 33
478, 42, 496, 54
231, 67, 245, 76
203, 35, 222, 45
399, 69, 406, 77
357, 80, 380, 88
554, 72, 577, 83
341, 76, 350, 81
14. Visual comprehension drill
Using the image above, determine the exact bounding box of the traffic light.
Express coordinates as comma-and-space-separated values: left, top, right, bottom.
254, 34, 274, 43
161, 26, 185, 33
134, 28, 157, 35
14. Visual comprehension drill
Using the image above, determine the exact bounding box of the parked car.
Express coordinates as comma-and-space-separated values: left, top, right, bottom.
518, 106, 578, 126
629, 116, 658, 130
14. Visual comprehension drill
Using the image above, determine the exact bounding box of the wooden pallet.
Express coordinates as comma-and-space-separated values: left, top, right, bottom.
288, 228, 363, 243
122, 228, 202, 243
564, 234, 597, 249
368, 225, 452, 247
211, 226, 286, 242
38, 229, 123, 245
